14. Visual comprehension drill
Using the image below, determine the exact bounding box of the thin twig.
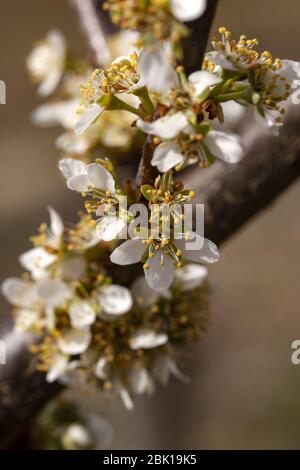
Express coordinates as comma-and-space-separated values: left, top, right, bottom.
70, 0, 111, 66
181, 0, 219, 74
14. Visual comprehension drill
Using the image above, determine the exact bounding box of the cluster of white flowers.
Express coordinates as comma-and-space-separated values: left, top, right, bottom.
206, 27, 300, 134
2, 208, 210, 409
27, 30, 140, 162
103, 0, 207, 48
3, 1, 300, 414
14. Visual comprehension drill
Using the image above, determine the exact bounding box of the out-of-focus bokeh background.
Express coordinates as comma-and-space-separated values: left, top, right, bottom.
1, 0, 300, 449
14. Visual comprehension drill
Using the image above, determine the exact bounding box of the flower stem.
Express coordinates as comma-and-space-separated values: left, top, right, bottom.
104, 94, 146, 118
134, 87, 155, 116
215, 90, 247, 102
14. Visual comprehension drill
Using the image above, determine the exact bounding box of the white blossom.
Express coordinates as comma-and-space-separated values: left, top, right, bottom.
150, 128, 244, 172
95, 357, 110, 380
254, 60, 300, 134
110, 235, 219, 291
129, 328, 168, 350
46, 354, 78, 383
59, 158, 115, 193
128, 367, 155, 395
27, 30, 66, 97
98, 284, 133, 316
152, 355, 189, 386
174, 264, 207, 291
170, 0, 207, 22
69, 301, 96, 329
58, 328, 91, 355
1, 277, 72, 331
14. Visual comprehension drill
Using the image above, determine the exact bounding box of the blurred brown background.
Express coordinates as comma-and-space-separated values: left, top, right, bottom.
1, 0, 300, 449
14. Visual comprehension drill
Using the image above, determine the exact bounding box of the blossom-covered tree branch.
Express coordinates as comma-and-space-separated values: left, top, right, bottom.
1, 0, 300, 449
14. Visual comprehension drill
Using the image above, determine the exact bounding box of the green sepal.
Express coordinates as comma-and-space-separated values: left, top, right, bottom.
140, 184, 155, 201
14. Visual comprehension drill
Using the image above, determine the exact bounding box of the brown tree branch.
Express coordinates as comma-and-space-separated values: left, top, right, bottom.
184, 104, 300, 245
3, 0, 300, 449
0, 323, 62, 449
181, 0, 219, 74
136, 1, 219, 186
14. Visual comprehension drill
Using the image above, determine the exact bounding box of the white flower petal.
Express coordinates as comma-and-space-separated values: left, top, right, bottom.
138, 46, 178, 93
31, 103, 64, 127
145, 251, 175, 291
27, 29, 65, 96
116, 382, 134, 410
56, 132, 90, 155
69, 301, 96, 329
130, 328, 168, 350
153, 355, 189, 385
87, 163, 115, 192
254, 108, 281, 135
58, 255, 87, 281
31, 99, 79, 129
75, 104, 103, 135
58, 158, 87, 180
19, 247, 56, 279
47, 29, 66, 59
96, 216, 126, 242
129, 367, 155, 395
37, 278, 72, 308
62, 424, 92, 448
188, 70, 222, 96
131, 275, 159, 307
177, 236, 220, 264
275, 60, 300, 99
205, 130, 244, 163
137, 112, 189, 139
174, 264, 207, 291
206, 51, 236, 71
38, 69, 63, 97
58, 328, 91, 355
167, 357, 190, 383
14, 308, 40, 332
98, 284, 133, 316
95, 357, 109, 380
1, 278, 37, 308
171, 0, 207, 22
152, 355, 171, 386
110, 238, 146, 265
152, 143, 184, 172
48, 206, 64, 239
46, 354, 69, 383
67, 174, 90, 192
219, 101, 246, 129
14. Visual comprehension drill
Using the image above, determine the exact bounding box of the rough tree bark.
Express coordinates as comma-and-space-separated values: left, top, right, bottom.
1, 0, 300, 448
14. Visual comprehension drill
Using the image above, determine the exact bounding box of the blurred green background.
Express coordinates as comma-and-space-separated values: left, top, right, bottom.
1, 0, 300, 449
